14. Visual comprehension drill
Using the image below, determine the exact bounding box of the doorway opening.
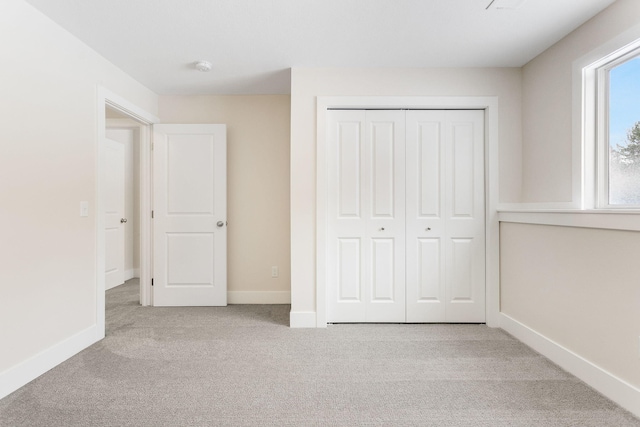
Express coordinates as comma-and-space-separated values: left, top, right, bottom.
105, 108, 142, 293
96, 87, 159, 339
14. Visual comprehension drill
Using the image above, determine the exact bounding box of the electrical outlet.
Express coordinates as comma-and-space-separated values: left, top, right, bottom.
271, 266, 278, 278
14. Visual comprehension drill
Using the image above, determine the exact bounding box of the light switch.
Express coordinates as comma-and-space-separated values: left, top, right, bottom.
80, 201, 89, 217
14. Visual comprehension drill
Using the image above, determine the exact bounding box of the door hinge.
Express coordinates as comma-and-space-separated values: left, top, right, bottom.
151, 278, 154, 287
151, 210, 154, 218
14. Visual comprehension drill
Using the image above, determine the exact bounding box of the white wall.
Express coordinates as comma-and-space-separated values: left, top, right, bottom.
289, 67, 522, 322
158, 95, 291, 303
0, 0, 157, 395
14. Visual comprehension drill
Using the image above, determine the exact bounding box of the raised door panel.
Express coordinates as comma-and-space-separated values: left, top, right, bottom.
166, 233, 215, 286
167, 135, 216, 215
448, 238, 474, 302
371, 238, 395, 301
370, 121, 396, 218
417, 238, 443, 302
417, 122, 442, 218
337, 238, 362, 302
338, 122, 362, 218
450, 123, 475, 218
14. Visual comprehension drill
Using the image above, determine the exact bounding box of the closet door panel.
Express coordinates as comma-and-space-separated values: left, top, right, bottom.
337, 238, 362, 301
406, 111, 446, 322
370, 121, 397, 218
444, 111, 485, 322
371, 238, 395, 301
327, 111, 367, 322
417, 238, 442, 301
365, 111, 406, 322
337, 121, 362, 218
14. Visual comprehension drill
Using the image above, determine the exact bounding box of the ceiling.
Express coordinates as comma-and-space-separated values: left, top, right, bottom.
24, 0, 617, 95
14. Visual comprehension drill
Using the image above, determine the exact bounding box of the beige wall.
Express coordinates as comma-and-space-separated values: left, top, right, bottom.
501, 222, 640, 388
290, 67, 522, 318
158, 95, 291, 297
521, 0, 640, 202
0, 0, 157, 374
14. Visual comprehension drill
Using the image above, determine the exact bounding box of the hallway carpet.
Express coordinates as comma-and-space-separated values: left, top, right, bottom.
0, 279, 638, 426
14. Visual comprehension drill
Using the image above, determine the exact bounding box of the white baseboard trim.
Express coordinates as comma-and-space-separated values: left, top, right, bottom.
0, 325, 100, 400
124, 269, 139, 281
105, 282, 118, 291
227, 291, 291, 304
500, 313, 640, 418
289, 311, 318, 328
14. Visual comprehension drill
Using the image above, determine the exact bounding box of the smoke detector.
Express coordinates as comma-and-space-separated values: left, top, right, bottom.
486, 0, 528, 10
194, 60, 212, 72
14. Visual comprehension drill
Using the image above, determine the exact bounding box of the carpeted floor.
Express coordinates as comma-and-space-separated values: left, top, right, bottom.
0, 279, 638, 427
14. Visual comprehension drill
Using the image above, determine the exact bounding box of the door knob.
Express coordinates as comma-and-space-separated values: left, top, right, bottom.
120, 218, 127, 224
217, 221, 225, 227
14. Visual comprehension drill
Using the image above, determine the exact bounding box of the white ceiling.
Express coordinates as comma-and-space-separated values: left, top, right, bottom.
24, 0, 617, 95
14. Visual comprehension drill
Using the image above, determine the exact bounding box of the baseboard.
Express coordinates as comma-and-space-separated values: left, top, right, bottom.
105, 281, 118, 291
227, 291, 291, 304
0, 325, 100, 400
289, 311, 317, 328
500, 313, 640, 418
124, 269, 139, 281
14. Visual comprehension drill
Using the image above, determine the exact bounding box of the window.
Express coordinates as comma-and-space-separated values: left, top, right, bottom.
606, 56, 640, 205
595, 48, 640, 208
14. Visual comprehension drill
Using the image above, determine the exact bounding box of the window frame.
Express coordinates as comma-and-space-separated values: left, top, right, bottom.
587, 42, 640, 209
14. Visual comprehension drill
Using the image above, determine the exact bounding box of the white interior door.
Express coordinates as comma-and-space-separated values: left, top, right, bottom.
104, 138, 125, 290
106, 127, 138, 282
153, 124, 227, 306
326, 110, 406, 322
406, 110, 485, 322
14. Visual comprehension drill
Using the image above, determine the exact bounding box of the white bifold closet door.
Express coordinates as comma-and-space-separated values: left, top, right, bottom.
405, 110, 485, 323
326, 109, 485, 323
327, 110, 406, 322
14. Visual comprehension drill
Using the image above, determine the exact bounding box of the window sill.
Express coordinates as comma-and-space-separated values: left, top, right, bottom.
497, 209, 640, 232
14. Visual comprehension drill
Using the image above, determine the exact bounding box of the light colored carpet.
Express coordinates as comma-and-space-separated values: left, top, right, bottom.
0, 279, 638, 426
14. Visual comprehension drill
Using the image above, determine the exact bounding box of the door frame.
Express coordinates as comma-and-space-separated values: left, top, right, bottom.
105, 119, 146, 289
316, 96, 500, 328
97, 87, 159, 338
